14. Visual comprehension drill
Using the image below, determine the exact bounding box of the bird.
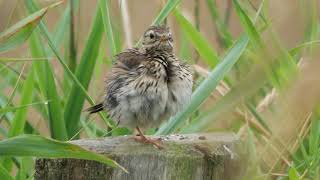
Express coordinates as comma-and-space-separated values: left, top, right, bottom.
86, 25, 193, 148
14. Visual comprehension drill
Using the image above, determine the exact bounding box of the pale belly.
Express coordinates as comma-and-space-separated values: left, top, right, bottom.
109, 77, 169, 129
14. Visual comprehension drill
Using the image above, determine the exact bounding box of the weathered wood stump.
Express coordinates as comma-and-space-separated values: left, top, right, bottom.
35, 133, 245, 180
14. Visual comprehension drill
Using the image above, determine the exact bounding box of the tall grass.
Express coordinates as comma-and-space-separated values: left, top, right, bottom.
0, 0, 320, 179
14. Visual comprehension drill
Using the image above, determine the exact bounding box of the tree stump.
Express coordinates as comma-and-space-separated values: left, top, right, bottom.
35, 133, 245, 180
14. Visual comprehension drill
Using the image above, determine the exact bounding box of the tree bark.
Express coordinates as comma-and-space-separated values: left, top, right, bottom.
35, 133, 245, 180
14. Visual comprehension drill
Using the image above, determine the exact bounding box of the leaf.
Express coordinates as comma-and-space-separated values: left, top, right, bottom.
66, 0, 77, 73
25, 0, 105, 127
288, 166, 300, 180
156, 35, 249, 135
246, 102, 271, 133
178, 31, 192, 61
0, 1, 62, 53
0, 101, 48, 114
0, 95, 38, 137
152, 0, 182, 25
0, 127, 7, 137
15, 157, 34, 180
181, 63, 269, 133
28, 32, 68, 141
232, 0, 264, 49
289, 40, 320, 56
206, 0, 233, 48
173, 9, 219, 68
304, 0, 319, 53
99, 0, 118, 56
0, 57, 50, 62
8, 67, 35, 138
45, 0, 79, 94
3, 65, 35, 172
0, 163, 13, 180
0, 95, 14, 127
0, 26, 34, 53
64, 7, 104, 138
51, 4, 72, 54
0, 64, 48, 124
233, 0, 297, 89
308, 114, 320, 161
0, 135, 127, 173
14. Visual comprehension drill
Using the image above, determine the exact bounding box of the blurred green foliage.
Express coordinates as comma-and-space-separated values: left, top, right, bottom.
0, 0, 320, 179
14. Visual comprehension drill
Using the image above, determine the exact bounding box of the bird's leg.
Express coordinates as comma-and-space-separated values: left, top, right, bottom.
134, 127, 163, 149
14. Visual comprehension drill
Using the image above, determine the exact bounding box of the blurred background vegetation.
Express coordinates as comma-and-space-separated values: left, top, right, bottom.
0, 0, 320, 179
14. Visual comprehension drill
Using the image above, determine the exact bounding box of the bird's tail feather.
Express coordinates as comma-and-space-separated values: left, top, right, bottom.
84, 103, 105, 114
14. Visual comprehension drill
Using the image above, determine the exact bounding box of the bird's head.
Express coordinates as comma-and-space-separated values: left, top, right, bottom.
141, 25, 173, 52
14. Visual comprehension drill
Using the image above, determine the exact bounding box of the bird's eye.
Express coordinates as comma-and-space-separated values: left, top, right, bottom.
149, 32, 155, 39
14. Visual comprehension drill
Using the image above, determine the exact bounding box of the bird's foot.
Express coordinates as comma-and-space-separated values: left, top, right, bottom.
134, 135, 164, 149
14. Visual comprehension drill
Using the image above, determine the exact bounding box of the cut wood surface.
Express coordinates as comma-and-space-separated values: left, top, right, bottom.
35, 133, 245, 180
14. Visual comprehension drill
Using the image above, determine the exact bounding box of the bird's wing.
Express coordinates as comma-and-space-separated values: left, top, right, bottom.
114, 48, 146, 70
104, 49, 150, 110
85, 49, 147, 114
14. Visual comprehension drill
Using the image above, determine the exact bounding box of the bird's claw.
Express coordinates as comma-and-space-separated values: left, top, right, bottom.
133, 135, 164, 149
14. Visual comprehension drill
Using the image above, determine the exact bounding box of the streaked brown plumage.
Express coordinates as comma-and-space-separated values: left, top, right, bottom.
87, 25, 193, 148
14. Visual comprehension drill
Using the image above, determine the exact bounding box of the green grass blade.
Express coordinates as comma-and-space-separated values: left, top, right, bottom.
99, 0, 118, 56
0, 1, 62, 53
0, 95, 37, 137
308, 111, 320, 160
0, 163, 13, 180
64, 8, 104, 138
3, 65, 36, 172
305, 0, 318, 53
49, 0, 79, 94
206, 0, 233, 48
0, 26, 34, 53
0, 102, 48, 114
246, 102, 271, 132
0, 63, 26, 124
45, 0, 79, 64
0, 64, 48, 122
28, 32, 68, 140
25, 0, 100, 114
0, 127, 8, 137
8, 67, 35, 138
26, 0, 110, 135
156, 35, 249, 135
269, 32, 298, 88
152, 0, 181, 25
94, 42, 107, 88
51, 6, 71, 53
288, 166, 300, 180
0, 135, 127, 173
15, 157, 34, 180
289, 40, 320, 56
67, 0, 77, 73
25, 1, 109, 134
0, 9, 46, 53
234, 0, 297, 89
178, 31, 192, 61
0, 96, 15, 121
173, 9, 219, 68
232, 0, 264, 48
0, 57, 50, 62
181, 65, 267, 133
